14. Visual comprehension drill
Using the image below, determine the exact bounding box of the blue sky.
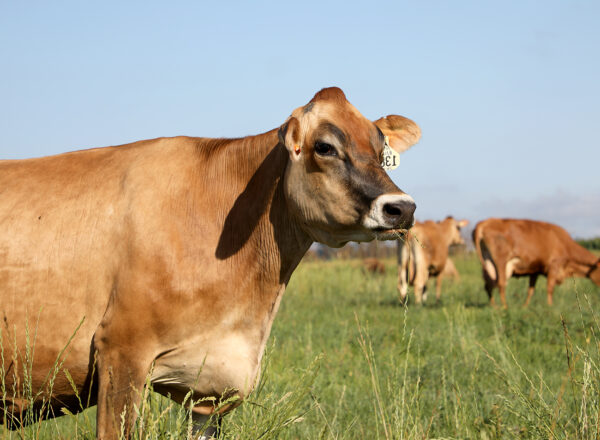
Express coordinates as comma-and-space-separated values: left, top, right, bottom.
1, 1, 599, 237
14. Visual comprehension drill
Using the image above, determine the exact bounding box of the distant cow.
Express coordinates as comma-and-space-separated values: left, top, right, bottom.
0, 87, 420, 439
473, 218, 600, 308
363, 257, 386, 274
397, 217, 468, 304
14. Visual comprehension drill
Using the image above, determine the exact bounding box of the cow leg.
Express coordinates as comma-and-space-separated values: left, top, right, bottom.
435, 275, 442, 302
413, 279, 429, 305
493, 259, 511, 309
96, 348, 152, 440
485, 281, 495, 305
546, 275, 557, 306
413, 283, 424, 305
496, 268, 509, 309
397, 266, 408, 304
397, 241, 410, 304
398, 283, 408, 304
523, 275, 538, 307
482, 270, 495, 306
496, 283, 508, 309
413, 259, 428, 305
498, 280, 508, 309
421, 283, 427, 303
94, 326, 155, 440
192, 413, 220, 440
481, 256, 498, 306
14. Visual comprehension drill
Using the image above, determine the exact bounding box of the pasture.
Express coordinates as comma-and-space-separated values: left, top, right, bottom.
2, 253, 600, 439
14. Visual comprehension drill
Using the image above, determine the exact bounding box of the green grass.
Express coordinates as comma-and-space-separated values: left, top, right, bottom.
3, 253, 600, 439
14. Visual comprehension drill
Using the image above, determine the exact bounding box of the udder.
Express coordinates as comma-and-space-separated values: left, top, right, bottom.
505, 257, 521, 278
150, 332, 260, 413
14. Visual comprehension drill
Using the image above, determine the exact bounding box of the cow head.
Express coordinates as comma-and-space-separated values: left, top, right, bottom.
279, 87, 419, 247
440, 217, 469, 246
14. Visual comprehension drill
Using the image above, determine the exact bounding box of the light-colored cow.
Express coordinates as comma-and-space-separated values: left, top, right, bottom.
0, 87, 420, 439
397, 217, 468, 304
473, 218, 600, 308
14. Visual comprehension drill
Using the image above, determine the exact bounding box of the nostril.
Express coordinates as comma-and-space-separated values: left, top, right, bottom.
383, 203, 403, 217
365, 194, 416, 231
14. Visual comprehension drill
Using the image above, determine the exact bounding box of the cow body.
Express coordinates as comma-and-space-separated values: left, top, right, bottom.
473, 218, 600, 308
397, 217, 468, 304
0, 136, 292, 425
362, 258, 386, 274
0, 88, 420, 439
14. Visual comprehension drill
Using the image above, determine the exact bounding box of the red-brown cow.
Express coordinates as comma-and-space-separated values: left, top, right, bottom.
362, 257, 386, 274
397, 217, 468, 304
0, 87, 420, 439
473, 218, 600, 308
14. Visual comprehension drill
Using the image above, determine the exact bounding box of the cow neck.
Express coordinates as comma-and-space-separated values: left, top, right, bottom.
212, 129, 312, 287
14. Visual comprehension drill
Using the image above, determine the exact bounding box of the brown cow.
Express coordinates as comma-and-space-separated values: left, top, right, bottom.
473, 218, 600, 308
397, 217, 468, 304
0, 87, 420, 439
362, 257, 386, 274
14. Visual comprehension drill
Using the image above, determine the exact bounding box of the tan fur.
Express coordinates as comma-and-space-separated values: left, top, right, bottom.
397, 217, 468, 304
473, 218, 600, 308
373, 115, 422, 153
0, 88, 420, 439
439, 258, 460, 282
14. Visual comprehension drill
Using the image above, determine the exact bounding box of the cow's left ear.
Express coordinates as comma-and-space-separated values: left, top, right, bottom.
457, 219, 469, 228
374, 115, 421, 153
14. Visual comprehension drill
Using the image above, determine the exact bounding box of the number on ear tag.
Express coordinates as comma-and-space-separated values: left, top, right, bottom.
380, 136, 400, 171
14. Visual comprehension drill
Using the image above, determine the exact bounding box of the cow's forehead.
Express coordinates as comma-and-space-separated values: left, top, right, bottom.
292, 100, 376, 151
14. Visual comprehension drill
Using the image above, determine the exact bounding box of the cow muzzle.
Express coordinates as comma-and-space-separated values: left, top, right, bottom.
362, 193, 416, 240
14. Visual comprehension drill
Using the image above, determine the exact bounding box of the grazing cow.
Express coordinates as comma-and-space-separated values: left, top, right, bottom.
362, 257, 386, 275
397, 217, 468, 304
0, 87, 420, 439
473, 218, 600, 308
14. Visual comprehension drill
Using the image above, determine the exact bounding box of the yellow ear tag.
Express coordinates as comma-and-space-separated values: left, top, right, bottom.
381, 136, 400, 171
294, 144, 301, 155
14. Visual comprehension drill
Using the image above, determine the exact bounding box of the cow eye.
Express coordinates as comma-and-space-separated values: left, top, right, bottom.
314, 141, 337, 156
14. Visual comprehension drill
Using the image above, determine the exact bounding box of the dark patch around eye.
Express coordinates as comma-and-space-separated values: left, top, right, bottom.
319, 122, 347, 146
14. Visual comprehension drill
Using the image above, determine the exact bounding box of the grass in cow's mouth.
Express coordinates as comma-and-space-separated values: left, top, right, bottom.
2, 253, 600, 438
374, 228, 409, 241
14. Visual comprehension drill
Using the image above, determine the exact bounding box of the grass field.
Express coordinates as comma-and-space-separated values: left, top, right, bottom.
3, 253, 600, 439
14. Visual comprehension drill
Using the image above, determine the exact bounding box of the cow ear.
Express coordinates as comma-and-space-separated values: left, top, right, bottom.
374, 115, 421, 153
457, 219, 469, 228
278, 117, 302, 160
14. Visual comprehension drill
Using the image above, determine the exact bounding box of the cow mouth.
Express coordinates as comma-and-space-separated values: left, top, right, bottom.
372, 227, 409, 241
